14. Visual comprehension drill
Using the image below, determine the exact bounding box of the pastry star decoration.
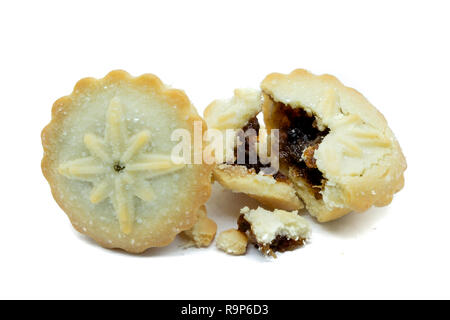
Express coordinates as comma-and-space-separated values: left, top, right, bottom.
58, 97, 186, 234
319, 88, 392, 158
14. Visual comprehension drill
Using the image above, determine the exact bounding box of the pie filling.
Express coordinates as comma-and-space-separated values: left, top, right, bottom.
233, 116, 288, 182
237, 214, 305, 258
275, 101, 329, 199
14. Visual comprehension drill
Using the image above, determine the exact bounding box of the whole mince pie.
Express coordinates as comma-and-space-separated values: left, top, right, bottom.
237, 206, 311, 258
41, 70, 213, 253
261, 69, 406, 222
204, 88, 303, 211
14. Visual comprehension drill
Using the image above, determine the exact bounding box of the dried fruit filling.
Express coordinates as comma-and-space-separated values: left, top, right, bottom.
276, 102, 329, 198
234, 116, 288, 181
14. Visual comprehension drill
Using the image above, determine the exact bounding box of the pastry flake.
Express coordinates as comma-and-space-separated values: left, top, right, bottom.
42, 70, 212, 253
261, 69, 406, 222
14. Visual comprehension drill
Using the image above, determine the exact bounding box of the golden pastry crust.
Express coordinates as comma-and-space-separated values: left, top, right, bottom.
216, 229, 248, 255
181, 205, 217, 247
213, 164, 302, 211
42, 70, 212, 253
262, 69, 406, 222
204, 89, 303, 211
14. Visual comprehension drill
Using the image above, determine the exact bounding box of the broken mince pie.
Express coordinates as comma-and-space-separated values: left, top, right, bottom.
237, 206, 310, 258
204, 88, 303, 211
41, 70, 212, 253
261, 69, 406, 222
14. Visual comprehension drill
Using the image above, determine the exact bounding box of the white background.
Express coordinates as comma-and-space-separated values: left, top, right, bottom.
0, 0, 449, 299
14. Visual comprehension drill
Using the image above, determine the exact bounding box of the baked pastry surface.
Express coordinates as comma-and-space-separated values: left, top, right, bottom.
213, 164, 302, 211
262, 69, 406, 222
42, 70, 212, 253
204, 89, 303, 211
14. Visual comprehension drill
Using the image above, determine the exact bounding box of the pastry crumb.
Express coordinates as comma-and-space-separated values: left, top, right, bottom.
181, 206, 217, 248
216, 229, 248, 255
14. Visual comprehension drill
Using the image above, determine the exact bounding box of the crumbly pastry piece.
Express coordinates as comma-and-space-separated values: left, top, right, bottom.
204, 88, 262, 163
204, 88, 262, 135
204, 89, 303, 211
261, 69, 407, 222
238, 207, 310, 258
216, 229, 248, 255
181, 205, 217, 247
42, 70, 212, 253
